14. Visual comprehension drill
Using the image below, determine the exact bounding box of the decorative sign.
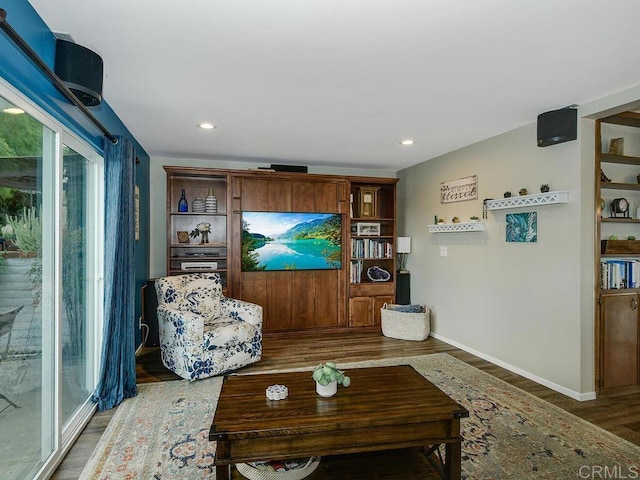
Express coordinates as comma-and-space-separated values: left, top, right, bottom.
440, 175, 478, 203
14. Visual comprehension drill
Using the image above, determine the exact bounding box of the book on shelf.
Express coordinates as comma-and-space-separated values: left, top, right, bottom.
350, 260, 363, 283
600, 259, 640, 290
350, 238, 393, 259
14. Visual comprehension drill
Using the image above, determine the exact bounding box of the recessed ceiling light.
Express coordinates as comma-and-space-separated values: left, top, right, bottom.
400, 139, 415, 145
2, 107, 24, 115
198, 123, 216, 130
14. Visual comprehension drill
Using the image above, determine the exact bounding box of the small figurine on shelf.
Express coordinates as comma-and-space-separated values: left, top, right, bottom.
540, 184, 550, 193
519, 188, 528, 196
190, 222, 211, 244
452, 217, 460, 223
503, 191, 512, 198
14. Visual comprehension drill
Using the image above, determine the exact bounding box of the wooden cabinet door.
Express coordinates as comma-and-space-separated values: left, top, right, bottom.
373, 295, 394, 327
349, 297, 373, 327
600, 293, 639, 390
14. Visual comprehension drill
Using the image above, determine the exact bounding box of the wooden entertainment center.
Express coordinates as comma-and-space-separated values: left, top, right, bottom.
164, 166, 398, 334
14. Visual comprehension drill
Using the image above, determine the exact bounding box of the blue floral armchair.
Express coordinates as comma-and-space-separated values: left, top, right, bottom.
155, 273, 262, 381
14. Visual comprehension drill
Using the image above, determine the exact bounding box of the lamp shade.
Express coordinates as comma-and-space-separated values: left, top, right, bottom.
396, 237, 411, 254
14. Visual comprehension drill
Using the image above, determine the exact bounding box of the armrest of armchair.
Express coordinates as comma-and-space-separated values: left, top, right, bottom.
220, 297, 263, 329
156, 304, 205, 344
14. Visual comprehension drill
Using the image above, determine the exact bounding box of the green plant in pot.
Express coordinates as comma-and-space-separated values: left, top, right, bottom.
312, 361, 350, 397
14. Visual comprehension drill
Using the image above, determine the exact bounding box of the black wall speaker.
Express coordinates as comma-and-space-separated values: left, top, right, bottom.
537, 108, 577, 147
270, 164, 308, 173
55, 39, 103, 107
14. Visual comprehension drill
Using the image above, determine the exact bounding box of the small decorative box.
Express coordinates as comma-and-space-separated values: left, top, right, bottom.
266, 384, 288, 400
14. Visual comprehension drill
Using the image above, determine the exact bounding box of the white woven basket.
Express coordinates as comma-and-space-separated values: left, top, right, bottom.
236, 457, 321, 480
381, 304, 430, 341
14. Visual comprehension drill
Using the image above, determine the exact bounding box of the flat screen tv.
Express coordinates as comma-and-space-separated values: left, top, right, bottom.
241, 212, 342, 271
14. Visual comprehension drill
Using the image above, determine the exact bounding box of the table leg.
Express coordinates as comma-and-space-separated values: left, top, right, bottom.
444, 441, 462, 480
216, 464, 232, 480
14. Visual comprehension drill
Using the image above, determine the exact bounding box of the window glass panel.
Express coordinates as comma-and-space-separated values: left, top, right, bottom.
61, 145, 97, 427
0, 94, 55, 479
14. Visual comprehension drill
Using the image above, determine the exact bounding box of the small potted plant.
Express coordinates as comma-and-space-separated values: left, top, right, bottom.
503, 191, 512, 198
470, 215, 480, 222
519, 188, 528, 196
312, 361, 350, 397
540, 184, 550, 193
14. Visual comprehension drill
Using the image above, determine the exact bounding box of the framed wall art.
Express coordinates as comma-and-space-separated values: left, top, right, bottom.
506, 212, 537, 243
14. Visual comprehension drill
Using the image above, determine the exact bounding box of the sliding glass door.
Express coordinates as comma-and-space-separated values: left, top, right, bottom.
0, 86, 103, 480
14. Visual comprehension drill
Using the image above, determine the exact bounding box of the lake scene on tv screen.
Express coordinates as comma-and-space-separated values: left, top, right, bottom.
242, 212, 342, 271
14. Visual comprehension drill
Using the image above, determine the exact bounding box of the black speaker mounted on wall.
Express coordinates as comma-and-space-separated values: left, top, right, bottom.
270, 164, 308, 173
537, 107, 577, 147
55, 39, 103, 107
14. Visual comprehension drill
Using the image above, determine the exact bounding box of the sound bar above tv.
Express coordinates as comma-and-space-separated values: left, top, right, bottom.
270, 164, 308, 173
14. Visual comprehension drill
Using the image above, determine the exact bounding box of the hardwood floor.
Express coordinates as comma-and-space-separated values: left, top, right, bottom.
50, 332, 640, 479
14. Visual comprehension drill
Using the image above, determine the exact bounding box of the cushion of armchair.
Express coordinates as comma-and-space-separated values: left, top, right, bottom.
220, 297, 263, 329
156, 275, 222, 320
203, 318, 260, 351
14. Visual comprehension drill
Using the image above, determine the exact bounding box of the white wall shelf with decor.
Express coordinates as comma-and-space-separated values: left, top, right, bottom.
484, 191, 569, 211
427, 222, 485, 233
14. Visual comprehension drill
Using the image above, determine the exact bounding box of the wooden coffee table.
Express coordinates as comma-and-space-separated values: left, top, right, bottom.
210, 365, 468, 479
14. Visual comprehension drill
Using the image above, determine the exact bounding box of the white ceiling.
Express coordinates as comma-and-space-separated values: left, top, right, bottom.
27, 0, 640, 170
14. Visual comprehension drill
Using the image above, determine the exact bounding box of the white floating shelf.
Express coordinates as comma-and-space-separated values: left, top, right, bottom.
484, 191, 569, 211
428, 222, 486, 233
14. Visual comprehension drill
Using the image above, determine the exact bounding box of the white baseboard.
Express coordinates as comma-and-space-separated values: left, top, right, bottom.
430, 332, 596, 402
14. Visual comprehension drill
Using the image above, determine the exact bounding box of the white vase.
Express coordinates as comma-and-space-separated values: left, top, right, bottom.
316, 380, 337, 397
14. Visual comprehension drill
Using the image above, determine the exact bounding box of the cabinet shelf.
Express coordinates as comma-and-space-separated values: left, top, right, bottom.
601, 111, 640, 128
484, 191, 569, 210
600, 182, 640, 191
600, 153, 640, 165
601, 217, 640, 224
170, 243, 227, 248
427, 222, 485, 233
350, 217, 394, 222
170, 212, 226, 216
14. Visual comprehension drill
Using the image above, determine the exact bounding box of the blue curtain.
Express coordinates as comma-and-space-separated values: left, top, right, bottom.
92, 135, 137, 410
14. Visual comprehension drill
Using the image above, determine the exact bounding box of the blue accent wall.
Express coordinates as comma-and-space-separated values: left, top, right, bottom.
1, 0, 151, 347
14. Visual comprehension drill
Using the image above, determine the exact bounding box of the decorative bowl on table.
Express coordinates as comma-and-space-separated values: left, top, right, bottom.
236, 457, 321, 480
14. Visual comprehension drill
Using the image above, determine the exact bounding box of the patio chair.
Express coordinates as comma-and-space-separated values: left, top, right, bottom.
155, 273, 263, 381
0, 305, 24, 412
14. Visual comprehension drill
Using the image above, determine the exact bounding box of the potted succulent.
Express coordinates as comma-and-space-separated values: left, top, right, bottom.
312, 361, 350, 397
540, 184, 550, 193
470, 215, 480, 222
503, 191, 512, 198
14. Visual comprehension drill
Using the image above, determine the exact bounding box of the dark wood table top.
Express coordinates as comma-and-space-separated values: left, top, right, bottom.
210, 365, 468, 440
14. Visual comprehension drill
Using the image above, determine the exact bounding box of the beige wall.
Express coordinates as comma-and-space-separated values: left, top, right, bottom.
397, 122, 587, 398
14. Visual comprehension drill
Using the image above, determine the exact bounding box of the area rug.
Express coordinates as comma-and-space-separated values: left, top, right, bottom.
79, 354, 640, 479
